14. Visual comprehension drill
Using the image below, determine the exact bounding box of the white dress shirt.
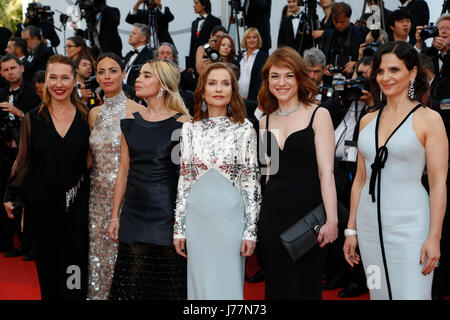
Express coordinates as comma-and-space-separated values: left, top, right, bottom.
335, 101, 363, 159
238, 49, 259, 99
125, 45, 146, 83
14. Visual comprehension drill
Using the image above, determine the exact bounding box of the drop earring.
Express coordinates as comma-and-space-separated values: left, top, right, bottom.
227, 104, 232, 115
408, 79, 415, 100
201, 100, 207, 112
157, 88, 164, 99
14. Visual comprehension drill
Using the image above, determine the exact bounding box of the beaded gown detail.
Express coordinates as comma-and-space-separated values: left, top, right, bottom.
87, 91, 127, 299
174, 117, 261, 299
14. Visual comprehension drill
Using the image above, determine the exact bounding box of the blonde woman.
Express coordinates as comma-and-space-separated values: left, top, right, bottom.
237, 28, 268, 102
107, 59, 190, 300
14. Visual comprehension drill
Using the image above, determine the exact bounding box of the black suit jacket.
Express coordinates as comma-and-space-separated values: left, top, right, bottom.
237, 50, 268, 102
188, 14, 222, 69
429, 75, 450, 109
422, 45, 450, 78
16, 21, 60, 49
125, 7, 175, 46
0, 80, 41, 115
244, 0, 272, 52
404, 0, 429, 43
28, 43, 53, 76
320, 24, 368, 66
0, 27, 12, 56
123, 46, 154, 88
99, 5, 122, 58
278, 14, 302, 50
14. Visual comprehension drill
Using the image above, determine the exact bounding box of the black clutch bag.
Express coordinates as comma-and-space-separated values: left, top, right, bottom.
279, 203, 350, 262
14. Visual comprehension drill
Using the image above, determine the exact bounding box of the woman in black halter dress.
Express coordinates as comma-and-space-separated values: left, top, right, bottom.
258, 47, 339, 300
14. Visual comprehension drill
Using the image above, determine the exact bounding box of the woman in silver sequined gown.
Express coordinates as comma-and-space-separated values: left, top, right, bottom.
87, 53, 145, 299
173, 63, 261, 300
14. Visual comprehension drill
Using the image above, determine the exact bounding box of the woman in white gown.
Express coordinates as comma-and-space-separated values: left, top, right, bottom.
343, 41, 448, 300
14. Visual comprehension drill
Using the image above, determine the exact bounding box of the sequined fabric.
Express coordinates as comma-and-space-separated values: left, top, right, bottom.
87, 91, 127, 300
174, 116, 261, 241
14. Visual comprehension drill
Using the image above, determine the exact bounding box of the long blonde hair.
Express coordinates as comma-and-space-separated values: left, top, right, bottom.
39, 54, 88, 122
144, 59, 189, 116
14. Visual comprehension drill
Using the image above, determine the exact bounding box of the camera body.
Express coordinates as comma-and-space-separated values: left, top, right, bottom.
0, 109, 20, 147
363, 41, 382, 57
203, 43, 221, 63
26, 2, 55, 25
420, 24, 439, 41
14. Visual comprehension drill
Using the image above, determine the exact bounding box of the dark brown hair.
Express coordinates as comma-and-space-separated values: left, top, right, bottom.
258, 47, 318, 115
39, 55, 88, 122
331, 2, 352, 19
193, 62, 246, 123
67, 36, 94, 63
370, 41, 429, 106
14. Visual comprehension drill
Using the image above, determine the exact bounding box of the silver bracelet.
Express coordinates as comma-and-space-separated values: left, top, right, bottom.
109, 218, 119, 223
344, 228, 357, 237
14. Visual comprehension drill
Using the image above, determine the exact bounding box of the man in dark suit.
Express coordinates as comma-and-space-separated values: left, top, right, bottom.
5, 37, 34, 83
0, 55, 40, 260
21, 26, 53, 76
244, 0, 272, 53
387, 9, 415, 45
124, 24, 154, 90
320, 2, 368, 79
399, 0, 429, 44
416, 14, 450, 79
187, 0, 222, 71
126, 0, 175, 48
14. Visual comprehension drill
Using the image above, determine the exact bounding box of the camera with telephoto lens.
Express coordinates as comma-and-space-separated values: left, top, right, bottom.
228, 0, 243, 11
78, 76, 100, 108
344, 71, 371, 101
363, 41, 382, 57
203, 43, 221, 63
26, 2, 55, 24
77, 0, 106, 29
420, 24, 439, 40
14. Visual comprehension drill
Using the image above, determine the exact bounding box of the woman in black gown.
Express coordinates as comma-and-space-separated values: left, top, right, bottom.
258, 47, 338, 300
107, 59, 190, 299
3, 55, 90, 300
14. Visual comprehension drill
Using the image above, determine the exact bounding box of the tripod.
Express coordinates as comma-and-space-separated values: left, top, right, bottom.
142, 3, 159, 50
298, 5, 320, 54
227, 2, 245, 54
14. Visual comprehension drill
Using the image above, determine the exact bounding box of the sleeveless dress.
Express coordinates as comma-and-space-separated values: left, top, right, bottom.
87, 91, 126, 299
357, 105, 432, 300
259, 107, 324, 300
174, 117, 261, 300
109, 112, 187, 300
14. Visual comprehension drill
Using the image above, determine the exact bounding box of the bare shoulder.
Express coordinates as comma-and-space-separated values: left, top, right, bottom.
176, 114, 192, 123
415, 106, 443, 124
359, 110, 379, 132
126, 99, 145, 112
88, 106, 100, 127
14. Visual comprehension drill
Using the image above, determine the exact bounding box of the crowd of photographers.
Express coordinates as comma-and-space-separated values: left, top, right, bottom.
0, 0, 450, 300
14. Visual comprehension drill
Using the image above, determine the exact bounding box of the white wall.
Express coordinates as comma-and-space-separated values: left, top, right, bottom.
22, 0, 442, 68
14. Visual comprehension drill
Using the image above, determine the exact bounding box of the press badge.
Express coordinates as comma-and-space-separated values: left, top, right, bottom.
342, 141, 357, 163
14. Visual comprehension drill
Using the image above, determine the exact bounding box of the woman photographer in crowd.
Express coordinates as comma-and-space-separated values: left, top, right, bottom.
195, 25, 227, 75
4, 55, 90, 300
173, 62, 261, 299
107, 59, 190, 300
87, 53, 145, 299
343, 41, 448, 300
66, 36, 94, 63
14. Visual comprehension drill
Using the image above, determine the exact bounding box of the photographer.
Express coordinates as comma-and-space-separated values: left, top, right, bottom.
74, 56, 94, 104
74, 0, 122, 59
195, 25, 227, 75
399, 0, 429, 43
320, 2, 369, 79
319, 57, 373, 297
387, 9, 414, 44
15, 2, 60, 51
21, 25, 53, 76
416, 14, 450, 78
126, 0, 175, 48
303, 47, 327, 103
0, 55, 40, 260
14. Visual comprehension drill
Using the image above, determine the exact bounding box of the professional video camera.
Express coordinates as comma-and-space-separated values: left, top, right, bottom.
78, 76, 101, 108
420, 24, 439, 40
26, 2, 55, 25
77, 0, 105, 28
331, 71, 371, 101
229, 0, 243, 12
